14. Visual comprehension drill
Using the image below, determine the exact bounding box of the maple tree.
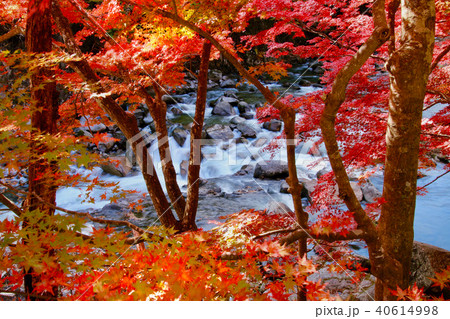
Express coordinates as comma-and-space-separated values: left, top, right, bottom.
0, 0, 449, 301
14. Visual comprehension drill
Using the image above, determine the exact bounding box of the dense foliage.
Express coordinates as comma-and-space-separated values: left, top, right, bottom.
0, 0, 449, 300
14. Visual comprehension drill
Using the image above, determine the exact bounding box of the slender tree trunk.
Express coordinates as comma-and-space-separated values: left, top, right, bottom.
62, 0, 188, 223
152, 87, 187, 220
25, 0, 58, 299
182, 40, 212, 230
281, 108, 309, 300
376, 0, 435, 300
51, 2, 180, 230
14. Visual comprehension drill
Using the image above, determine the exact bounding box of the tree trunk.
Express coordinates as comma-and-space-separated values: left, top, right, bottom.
376, 0, 435, 300
152, 87, 187, 220
51, 2, 180, 230
25, 0, 58, 299
182, 40, 212, 231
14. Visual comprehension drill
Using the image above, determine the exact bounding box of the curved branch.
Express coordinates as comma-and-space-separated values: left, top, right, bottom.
320, 0, 388, 240
51, 1, 180, 229
0, 25, 24, 43
279, 228, 365, 246
0, 193, 23, 217
122, 0, 287, 111
430, 44, 450, 73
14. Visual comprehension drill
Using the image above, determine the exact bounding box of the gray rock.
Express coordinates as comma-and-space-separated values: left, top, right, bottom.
98, 203, 126, 221
238, 101, 252, 114
171, 128, 189, 147
98, 133, 116, 153
251, 137, 268, 148
235, 137, 249, 144
263, 119, 282, 132
219, 96, 239, 106
133, 109, 146, 119
162, 95, 181, 105
266, 201, 293, 214
254, 161, 289, 179
208, 70, 222, 82
316, 168, 328, 179
234, 164, 254, 176
299, 79, 312, 86
240, 113, 254, 119
100, 156, 131, 177
362, 181, 382, 203
236, 123, 257, 138
224, 91, 238, 99
199, 181, 222, 196
143, 114, 153, 124
170, 107, 184, 115
89, 123, 107, 133
280, 180, 290, 193
308, 266, 375, 301
74, 128, 93, 138
180, 160, 188, 177
205, 124, 234, 140
212, 101, 237, 116
101, 203, 122, 213
230, 116, 246, 125
220, 79, 236, 88
332, 181, 363, 201
351, 182, 363, 201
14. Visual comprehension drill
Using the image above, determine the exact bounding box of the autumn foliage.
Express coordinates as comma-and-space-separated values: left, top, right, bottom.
1, 0, 450, 301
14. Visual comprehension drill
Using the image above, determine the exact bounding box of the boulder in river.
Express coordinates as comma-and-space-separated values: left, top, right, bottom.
220, 79, 236, 88
205, 124, 235, 140
212, 101, 237, 116
236, 123, 257, 138
101, 156, 131, 177
266, 201, 293, 214
230, 116, 246, 125
171, 127, 189, 147
180, 160, 188, 177
238, 101, 252, 114
240, 113, 254, 119
361, 180, 382, 203
254, 160, 289, 179
162, 94, 182, 105
263, 119, 282, 132
234, 164, 254, 176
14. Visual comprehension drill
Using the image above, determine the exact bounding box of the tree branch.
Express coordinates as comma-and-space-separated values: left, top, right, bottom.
0, 25, 24, 43
0, 193, 23, 217
295, 21, 386, 62
252, 228, 298, 240
51, 1, 180, 229
319, 0, 388, 240
430, 43, 450, 73
426, 89, 450, 104
417, 169, 450, 190
279, 228, 366, 246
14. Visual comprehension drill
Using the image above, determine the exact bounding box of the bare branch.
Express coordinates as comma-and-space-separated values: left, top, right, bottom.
252, 228, 298, 240
279, 228, 365, 246
417, 169, 450, 191
430, 44, 450, 73
421, 132, 450, 139
295, 21, 386, 62
0, 193, 23, 217
426, 89, 450, 104
319, 0, 388, 240
0, 25, 24, 43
